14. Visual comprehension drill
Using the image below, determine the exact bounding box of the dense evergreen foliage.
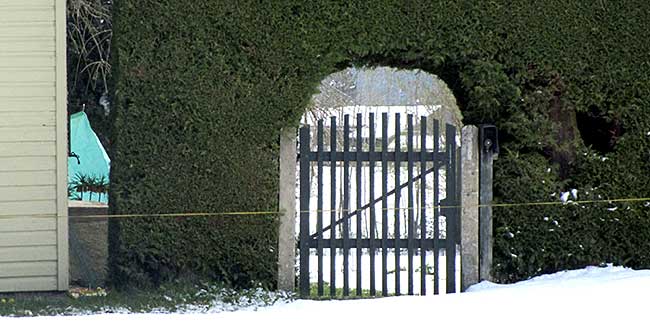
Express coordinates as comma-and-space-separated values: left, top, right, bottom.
109, 0, 650, 287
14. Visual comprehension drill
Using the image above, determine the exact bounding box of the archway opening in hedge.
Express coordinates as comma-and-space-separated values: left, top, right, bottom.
302, 66, 462, 127
295, 66, 464, 294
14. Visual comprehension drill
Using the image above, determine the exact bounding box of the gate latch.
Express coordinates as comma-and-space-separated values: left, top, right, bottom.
479, 125, 499, 155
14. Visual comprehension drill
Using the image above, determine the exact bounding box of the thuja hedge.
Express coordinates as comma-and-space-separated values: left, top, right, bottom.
109, 0, 650, 287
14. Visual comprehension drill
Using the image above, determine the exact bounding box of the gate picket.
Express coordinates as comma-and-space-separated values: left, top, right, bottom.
445, 123, 457, 294
420, 117, 427, 296
368, 113, 376, 296
356, 113, 363, 296
317, 120, 324, 296
343, 115, 351, 296
433, 120, 440, 295
381, 113, 389, 297
330, 117, 337, 296
394, 113, 401, 296
407, 114, 415, 296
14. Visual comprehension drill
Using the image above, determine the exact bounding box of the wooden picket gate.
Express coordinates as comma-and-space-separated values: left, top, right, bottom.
297, 112, 462, 297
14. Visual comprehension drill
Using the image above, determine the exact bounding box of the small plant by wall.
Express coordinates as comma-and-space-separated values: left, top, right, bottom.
70, 173, 109, 203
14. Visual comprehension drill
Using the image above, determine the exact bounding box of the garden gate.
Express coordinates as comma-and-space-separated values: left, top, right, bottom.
297, 112, 461, 297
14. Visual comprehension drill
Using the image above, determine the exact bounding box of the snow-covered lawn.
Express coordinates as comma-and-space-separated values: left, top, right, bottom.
2, 265, 649, 328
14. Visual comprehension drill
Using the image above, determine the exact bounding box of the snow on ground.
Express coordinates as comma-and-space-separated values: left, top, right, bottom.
2, 265, 650, 328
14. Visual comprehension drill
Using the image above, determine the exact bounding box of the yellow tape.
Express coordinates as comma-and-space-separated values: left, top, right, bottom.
0, 197, 648, 220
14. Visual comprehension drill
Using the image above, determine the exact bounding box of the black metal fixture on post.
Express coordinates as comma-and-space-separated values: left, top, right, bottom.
68, 108, 81, 164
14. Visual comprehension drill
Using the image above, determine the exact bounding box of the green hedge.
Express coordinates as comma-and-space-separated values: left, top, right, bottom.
109, 0, 650, 287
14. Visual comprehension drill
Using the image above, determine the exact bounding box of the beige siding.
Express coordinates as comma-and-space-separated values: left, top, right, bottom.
0, 200, 57, 216
0, 277, 58, 292
0, 126, 56, 142
0, 246, 58, 262
0, 111, 56, 126
0, 69, 56, 82
0, 83, 55, 97
0, 142, 56, 157
0, 0, 56, 8
0, 99, 55, 112
0, 157, 56, 171
0, 218, 56, 232
0, 23, 55, 38
0, 186, 57, 202
0, 261, 57, 277
0, 40, 54, 53
0, 0, 67, 292
0, 8, 54, 22
0, 231, 57, 247
0, 54, 55, 68
0, 171, 56, 187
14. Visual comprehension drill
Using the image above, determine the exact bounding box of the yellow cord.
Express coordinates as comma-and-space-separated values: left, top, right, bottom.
0, 197, 648, 220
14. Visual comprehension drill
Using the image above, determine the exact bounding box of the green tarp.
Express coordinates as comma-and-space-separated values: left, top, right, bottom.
68, 112, 110, 202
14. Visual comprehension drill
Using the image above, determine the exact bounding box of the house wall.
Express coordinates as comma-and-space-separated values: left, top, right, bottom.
0, 0, 68, 292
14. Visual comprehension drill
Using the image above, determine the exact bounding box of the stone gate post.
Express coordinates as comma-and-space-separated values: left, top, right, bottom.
460, 125, 480, 291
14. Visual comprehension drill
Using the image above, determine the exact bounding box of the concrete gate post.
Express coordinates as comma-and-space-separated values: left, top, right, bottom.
460, 125, 480, 291
277, 128, 297, 292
